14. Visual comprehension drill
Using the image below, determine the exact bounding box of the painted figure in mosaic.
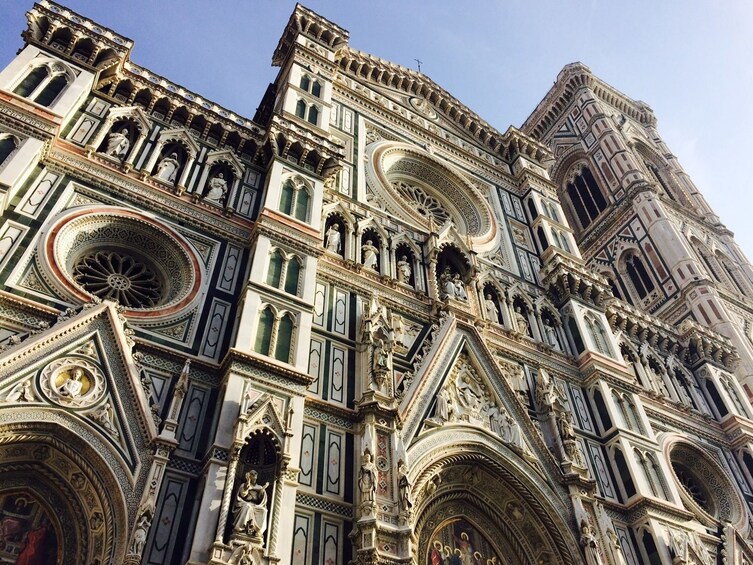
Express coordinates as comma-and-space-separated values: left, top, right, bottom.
233, 470, 269, 536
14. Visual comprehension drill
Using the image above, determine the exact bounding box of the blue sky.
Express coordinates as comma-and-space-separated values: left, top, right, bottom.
2, 1, 752, 258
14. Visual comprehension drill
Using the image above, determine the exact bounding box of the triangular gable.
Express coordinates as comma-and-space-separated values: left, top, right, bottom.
399, 317, 545, 464
0, 301, 158, 481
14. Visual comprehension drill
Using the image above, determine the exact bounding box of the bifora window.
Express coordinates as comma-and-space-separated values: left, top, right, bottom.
565, 166, 607, 230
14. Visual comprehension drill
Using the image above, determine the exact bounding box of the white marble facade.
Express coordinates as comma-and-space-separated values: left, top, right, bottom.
0, 3, 753, 565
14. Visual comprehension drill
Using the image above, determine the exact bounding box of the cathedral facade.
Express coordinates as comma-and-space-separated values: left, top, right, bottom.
2, 2, 753, 564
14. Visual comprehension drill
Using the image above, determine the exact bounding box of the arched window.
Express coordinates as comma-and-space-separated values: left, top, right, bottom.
284, 258, 301, 295
625, 254, 655, 299
299, 75, 310, 92
559, 231, 571, 253
526, 198, 538, 220
254, 307, 296, 363
607, 276, 623, 300
592, 388, 612, 432
307, 106, 319, 125
311, 81, 321, 97
717, 252, 749, 296
266, 249, 303, 297
586, 316, 610, 355
295, 100, 306, 119
0, 135, 18, 167
267, 249, 284, 288
641, 530, 662, 565
275, 314, 294, 362
536, 226, 549, 252
255, 307, 274, 355
565, 166, 608, 230
13, 66, 48, 97
613, 448, 636, 498
279, 178, 311, 222
34, 74, 68, 107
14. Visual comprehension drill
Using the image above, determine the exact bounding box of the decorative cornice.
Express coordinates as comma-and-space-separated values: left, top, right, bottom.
522, 62, 657, 142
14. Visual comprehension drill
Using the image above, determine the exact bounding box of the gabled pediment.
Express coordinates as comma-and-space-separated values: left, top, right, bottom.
0, 301, 158, 479
399, 317, 542, 462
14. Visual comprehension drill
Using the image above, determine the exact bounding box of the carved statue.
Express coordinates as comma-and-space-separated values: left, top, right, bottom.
557, 410, 577, 443
440, 268, 455, 299
514, 307, 528, 335
232, 470, 269, 537
105, 128, 130, 159
155, 152, 180, 183
535, 369, 555, 410
580, 519, 604, 565
129, 510, 151, 556
453, 273, 468, 300
58, 367, 85, 398
504, 413, 526, 452
544, 319, 560, 349
362, 239, 378, 269
325, 224, 341, 254
484, 294, 499, 322
397, 462, 412, 512
487, 404, 504, 436
205, 172, 228, 204
373, 339, 390, 374
396, 255, 411, 283
434, 387, 451, 422
359, 450, 377, 503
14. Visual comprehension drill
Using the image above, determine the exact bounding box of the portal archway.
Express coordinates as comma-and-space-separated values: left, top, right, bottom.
0, 417, 129, 564
410, 427, 581, 565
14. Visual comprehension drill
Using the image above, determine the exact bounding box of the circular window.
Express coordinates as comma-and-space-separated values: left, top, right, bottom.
42, 208, 201, 316
668, 442, 745, 525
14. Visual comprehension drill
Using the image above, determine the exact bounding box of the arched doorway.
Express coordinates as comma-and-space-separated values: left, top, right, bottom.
0, 417, 129, 564
410, 428, 581, 565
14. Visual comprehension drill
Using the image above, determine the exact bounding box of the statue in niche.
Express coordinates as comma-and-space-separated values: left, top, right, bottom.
453, 273, 468, 300
325, 224, 341, 254
544, 319, 560, 350
205, 172, 228, 204
362, 239, 378, 269
580, 519, 604, 565
155, 152, 180, 183
105, 128, 130, 159
535, 369, 556, 410
484, 294, 499, 322
557, 410, 577, 443
359, 450, 377, 503
397, 462, 412, 512
439, 268, 455, 299
396, 255, 411, 284
129, 510, 152, 556
514, 307, 529, 336
58, 367, 85, 398
232, 470, 269, 537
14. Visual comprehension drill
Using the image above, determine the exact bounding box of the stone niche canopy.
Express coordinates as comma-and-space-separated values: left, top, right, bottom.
366, 141, 496, 244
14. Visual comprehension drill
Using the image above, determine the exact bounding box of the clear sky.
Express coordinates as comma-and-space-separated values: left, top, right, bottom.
2, 1, 752, 258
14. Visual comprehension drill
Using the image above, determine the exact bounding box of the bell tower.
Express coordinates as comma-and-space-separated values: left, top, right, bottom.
523, 63, 753, 395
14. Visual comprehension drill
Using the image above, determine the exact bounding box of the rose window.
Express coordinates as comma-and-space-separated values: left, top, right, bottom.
43, 208, 202, 315
671, 462, 709, 512
393, 181, 450, 225
73, 250, 162, 308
